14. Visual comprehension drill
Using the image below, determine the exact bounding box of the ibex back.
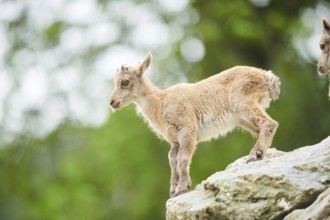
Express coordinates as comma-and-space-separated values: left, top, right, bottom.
110, 53, 280, 197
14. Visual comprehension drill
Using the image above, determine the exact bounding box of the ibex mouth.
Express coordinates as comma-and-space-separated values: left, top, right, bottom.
318, 70, 329, 76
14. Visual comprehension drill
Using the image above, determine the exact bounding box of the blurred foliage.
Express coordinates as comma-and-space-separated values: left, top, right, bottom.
1, 0, 330, 220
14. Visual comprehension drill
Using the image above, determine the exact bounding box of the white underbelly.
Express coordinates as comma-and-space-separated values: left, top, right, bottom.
196, 114, 236, 142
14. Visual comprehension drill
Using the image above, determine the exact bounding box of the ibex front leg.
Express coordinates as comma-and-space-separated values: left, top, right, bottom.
174, 128, 196, 197
168, 143, 179, 198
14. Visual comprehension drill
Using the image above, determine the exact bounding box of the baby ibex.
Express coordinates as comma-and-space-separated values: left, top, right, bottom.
110, 53, 280, 197
317, 17, 330, 98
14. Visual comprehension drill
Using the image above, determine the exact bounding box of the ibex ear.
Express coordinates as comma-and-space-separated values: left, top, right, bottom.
137, 52, 152, 77
322, 17, 330, 36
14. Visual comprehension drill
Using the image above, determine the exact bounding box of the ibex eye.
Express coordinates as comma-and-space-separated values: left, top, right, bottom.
121, 79, 129, 86
320, 44, 325, 50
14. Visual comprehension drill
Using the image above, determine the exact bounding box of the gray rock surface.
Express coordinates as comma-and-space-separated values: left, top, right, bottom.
166, 137, 330, 220
284, 187, 330, 220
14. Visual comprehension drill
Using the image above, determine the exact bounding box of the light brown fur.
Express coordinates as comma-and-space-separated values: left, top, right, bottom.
317, 17, 330, 98
110, 53, 280, 197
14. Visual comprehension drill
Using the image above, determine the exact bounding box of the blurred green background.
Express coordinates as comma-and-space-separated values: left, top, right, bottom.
1, 0, 330, 219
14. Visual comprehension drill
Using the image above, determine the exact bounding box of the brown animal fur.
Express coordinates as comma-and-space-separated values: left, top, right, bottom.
317, 17, 330, 98
110, 53, 280, 197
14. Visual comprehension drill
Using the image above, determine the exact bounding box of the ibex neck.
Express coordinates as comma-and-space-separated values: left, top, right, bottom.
135, 77, 162, 110
141, 77, 161, 96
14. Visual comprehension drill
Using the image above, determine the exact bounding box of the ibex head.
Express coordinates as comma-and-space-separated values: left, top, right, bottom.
317, 17, 330, 75
110, 52, 153, 110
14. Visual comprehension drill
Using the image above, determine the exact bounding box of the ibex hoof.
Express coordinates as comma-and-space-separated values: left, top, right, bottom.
173, 189, 189, 197
246, 150, 264, 163
169, 191, 176, 198
256, 150, 263, 160
246, 156, 257, 163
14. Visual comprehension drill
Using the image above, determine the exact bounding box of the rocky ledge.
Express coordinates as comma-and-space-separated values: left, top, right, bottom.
166, 137, 330, 220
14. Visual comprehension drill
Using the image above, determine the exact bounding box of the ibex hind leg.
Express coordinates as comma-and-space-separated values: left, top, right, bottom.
238, 104, 278, 163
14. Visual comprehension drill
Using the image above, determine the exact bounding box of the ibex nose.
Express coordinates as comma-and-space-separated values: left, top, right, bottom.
110, 99, 121, 109
318, 65, 324, 73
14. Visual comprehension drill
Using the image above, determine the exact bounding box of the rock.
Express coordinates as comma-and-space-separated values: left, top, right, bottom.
166, 136, 330, 220
283, 187, 330, 220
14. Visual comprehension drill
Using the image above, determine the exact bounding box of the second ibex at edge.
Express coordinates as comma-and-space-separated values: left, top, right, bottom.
110, 53, 280, 198
317, 17, 330, 98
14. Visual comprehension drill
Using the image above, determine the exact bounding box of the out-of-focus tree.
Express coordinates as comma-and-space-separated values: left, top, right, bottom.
0, 0, 330, 219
